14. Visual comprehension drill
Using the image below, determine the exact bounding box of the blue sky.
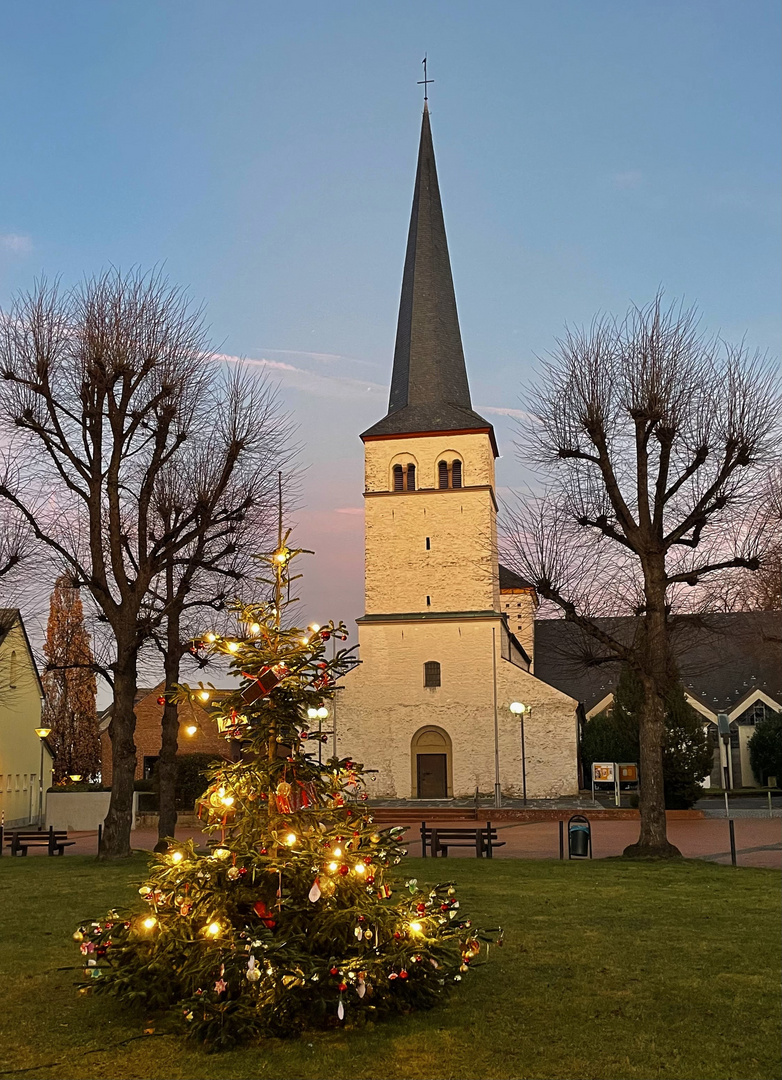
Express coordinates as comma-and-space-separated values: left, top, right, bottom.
2, 0, 780, 637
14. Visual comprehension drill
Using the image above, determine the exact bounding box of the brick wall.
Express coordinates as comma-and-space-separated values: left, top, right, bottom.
100, 688, 229, 784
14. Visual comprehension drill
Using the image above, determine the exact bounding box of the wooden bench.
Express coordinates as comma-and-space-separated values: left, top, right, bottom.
4, 826, 75, 856
420, 820, 506, 859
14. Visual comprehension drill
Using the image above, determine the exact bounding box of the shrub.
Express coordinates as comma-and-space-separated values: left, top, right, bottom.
749, 711, 782, 785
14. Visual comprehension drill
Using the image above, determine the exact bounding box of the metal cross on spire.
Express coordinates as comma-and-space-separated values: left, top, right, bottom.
417, 54, 434, 101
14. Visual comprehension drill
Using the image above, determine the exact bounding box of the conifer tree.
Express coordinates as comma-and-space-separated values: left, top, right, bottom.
75, 537, 497, 1048
581, 663, 712, 808
42, 574, 99, 782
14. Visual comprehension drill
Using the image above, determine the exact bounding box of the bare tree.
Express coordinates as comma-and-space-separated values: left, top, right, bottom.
0, 269, 238, 857
505, 294, 779, 857
143, 373, 295, 841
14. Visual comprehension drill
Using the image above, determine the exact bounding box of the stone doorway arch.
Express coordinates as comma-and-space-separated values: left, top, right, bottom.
411, 726, 453, 799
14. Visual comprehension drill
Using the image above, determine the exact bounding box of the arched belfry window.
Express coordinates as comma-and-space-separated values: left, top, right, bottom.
437, 459, 463, 489
9, 649, 18, 689
392, 462, 416, 492
424, 660, 441, 688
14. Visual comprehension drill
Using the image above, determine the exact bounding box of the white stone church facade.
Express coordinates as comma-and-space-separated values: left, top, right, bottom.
335, 104, 580, 800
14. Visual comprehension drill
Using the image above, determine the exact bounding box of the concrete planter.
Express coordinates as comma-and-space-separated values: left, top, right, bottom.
46, 790, 140, 831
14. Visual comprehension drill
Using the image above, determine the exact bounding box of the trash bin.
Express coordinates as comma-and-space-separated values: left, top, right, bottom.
568, 815, 592, 859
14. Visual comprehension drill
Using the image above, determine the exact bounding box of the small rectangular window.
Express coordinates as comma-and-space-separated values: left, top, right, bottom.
426, 595, 431, 607
425, 537, 431, 550
22, 774, 27, 790
424, 661, 441, 688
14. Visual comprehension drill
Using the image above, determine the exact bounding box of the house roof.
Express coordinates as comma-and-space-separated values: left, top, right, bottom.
534, 610, 782, 716
361, 103, 494, 450
98, 684, 230, 732
498, 565, 536, 591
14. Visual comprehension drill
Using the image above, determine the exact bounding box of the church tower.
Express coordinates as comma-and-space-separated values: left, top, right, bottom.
360, 101, 500, 618
337, 103, 579, 801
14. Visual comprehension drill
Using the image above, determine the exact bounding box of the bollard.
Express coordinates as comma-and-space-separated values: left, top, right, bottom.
729, 819, 737, 866
769, 791, 773, 819
559, 819, 564, 860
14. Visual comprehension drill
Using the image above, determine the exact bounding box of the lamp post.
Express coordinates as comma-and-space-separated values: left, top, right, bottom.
509, 703, 528, 805
34, 727, 51, 827
307, 705, 330, 764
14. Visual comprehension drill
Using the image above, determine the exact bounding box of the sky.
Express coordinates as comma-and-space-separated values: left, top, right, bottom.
1, 0, 780, 667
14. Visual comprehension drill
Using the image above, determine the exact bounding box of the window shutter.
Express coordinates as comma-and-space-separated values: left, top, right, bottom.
451, 459, 462, 488
393, 464, 404, 491
406, 464, 416, 490
438, 460, 449, 488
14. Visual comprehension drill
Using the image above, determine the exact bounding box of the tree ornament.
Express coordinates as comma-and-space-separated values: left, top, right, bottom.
274, 780, 294, 813
246, 956, 261, 983
308, 879, 321, 903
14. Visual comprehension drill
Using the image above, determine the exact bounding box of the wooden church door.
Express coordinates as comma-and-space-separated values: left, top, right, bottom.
417, 753, 448, 798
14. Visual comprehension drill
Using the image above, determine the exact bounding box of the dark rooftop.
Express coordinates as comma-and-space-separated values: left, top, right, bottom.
499, 565, 536, 591
534, 611, 782, 715
361, 103, 494, 448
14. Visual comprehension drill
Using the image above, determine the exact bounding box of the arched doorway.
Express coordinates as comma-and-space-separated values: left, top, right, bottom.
411, 726, 453, 799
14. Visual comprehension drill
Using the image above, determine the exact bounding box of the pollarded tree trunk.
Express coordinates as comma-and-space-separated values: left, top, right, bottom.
157, 625, 182, 842
101, 646, 139, 859
624, 567, 681, 858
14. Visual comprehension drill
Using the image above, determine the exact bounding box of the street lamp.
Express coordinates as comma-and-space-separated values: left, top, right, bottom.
306, 705, 330, 763
509, 703, 528, 805
34, 727, 52, 827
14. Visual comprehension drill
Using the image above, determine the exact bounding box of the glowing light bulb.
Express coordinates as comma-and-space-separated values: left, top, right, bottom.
185, 724, 197, 736
409, 921, 424, 934
214, 847, 230, 859
221, 795, 234, 807
309, 623, 320, 632
306, 707, 318, 719
206, 922, 221, 937
250, 622, 261, 634
285, 833, 297, 847
328, 861, 339, 872
218, 787, 226, 797
316, 706, 329, 720
300, 637, 309, 645
333, 848, 342, 858
354, 863, 366, 875
205, 632, 217, 643
199, 690, 210, 702
275, 551, 287, 563
142, 916, 157, 930
170, 851, 183, 864
226, 641, 239, 653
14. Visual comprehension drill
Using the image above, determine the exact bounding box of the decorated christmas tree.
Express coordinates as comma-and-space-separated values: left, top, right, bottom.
75, 529, 498, 1049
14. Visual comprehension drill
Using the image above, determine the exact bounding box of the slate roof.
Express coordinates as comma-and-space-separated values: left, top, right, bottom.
361, 103, 494, 447
499, 565, 536, 591
534, 611, 782, 716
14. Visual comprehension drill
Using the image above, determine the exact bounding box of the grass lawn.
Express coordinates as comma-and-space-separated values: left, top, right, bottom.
0, 855, 779, 1080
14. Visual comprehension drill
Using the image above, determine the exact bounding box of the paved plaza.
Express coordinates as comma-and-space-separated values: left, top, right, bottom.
7, 815, 779, 868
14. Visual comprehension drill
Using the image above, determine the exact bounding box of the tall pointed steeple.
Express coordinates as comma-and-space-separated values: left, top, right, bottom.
362, 104, 495, 450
